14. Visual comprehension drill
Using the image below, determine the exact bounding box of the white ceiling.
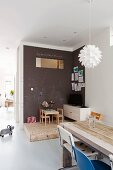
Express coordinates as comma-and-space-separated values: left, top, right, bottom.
0, 0, 113, 51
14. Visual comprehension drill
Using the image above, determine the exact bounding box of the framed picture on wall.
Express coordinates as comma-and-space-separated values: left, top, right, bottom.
73, 66, 78, 73
75, 73, 78, 81
78, 70, 83, 77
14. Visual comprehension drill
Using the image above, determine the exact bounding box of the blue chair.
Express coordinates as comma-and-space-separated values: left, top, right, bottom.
72, 145, 111, 170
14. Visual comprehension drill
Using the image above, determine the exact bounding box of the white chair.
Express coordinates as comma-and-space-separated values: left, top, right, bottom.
57, 125, 98, 168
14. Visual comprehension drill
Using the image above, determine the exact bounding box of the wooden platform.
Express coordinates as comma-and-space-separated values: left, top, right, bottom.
24, 123, 59, 142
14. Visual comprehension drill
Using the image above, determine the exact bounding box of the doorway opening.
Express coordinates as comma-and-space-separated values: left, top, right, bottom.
0, 48, 16, 128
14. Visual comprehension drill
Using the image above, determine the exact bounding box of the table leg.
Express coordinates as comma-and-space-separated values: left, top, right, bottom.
63, 145, 72, 168
57, 114, 59, 124
52, 115, 53, 122
45, 115, 46, 126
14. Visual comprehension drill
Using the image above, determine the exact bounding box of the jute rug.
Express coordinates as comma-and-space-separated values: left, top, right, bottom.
24, 123, 59, 142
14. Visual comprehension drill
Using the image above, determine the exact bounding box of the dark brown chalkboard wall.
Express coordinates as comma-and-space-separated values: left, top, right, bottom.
24, 46, 73, 122
23, 45, 85, 122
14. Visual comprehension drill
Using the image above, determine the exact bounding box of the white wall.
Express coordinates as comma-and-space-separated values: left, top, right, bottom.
16, 44, 23, 128
14, 47, 19, 123
85, 28, 113, 126
18, 44, 24, 128
110, 27, 113, 46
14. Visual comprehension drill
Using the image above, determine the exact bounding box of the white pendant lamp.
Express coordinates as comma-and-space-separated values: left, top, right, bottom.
78, 0, 102, 68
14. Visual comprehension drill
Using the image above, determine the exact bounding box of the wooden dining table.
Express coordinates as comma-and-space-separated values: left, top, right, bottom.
61, 121, 113, 168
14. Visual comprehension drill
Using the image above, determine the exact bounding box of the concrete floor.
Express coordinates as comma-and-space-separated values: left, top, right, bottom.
0, 107, 15, 128
0, 129, 61, 170
0, 107, 78, 170
0, 107, 110, 170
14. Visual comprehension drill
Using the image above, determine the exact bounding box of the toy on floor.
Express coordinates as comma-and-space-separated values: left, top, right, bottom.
0, 125, 14, 137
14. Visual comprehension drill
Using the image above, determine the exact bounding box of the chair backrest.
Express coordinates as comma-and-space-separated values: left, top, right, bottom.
40, 109, 44, 117
57, 108, 63, 115
57, 125, 75, 147
72, 145, 95, 170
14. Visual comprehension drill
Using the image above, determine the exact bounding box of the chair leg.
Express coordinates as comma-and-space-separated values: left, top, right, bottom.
40, 117, 41, 123
54, 116, 57, 123
45, 116, 46, 126
52, 115, 54, 122
49, 117, 50, 124
56, 116, 58, 123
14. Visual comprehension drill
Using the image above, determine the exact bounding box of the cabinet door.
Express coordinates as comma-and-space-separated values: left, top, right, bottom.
63, 105, 80, 121
63, 105, 71, 118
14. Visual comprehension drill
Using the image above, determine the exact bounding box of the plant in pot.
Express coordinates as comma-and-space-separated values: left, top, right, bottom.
10, 90, 14, 97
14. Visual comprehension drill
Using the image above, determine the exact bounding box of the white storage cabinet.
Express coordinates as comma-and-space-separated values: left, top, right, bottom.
63, 104, 90, 121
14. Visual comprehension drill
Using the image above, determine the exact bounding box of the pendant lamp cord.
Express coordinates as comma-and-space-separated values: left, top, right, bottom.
89, 0, 92, 45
